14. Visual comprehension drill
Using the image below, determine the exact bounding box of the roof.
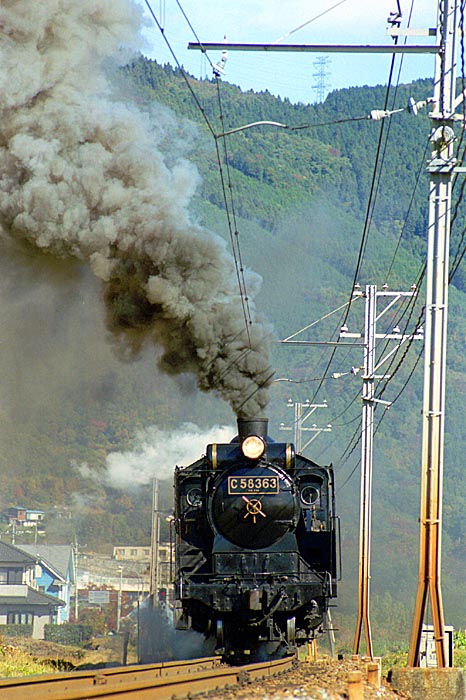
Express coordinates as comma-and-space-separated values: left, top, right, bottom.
0, 586, 65, 607
0, 541, 37, 565
18, 545, 73, 582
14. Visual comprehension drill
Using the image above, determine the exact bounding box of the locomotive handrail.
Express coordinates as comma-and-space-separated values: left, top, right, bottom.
333, 515, 342, 582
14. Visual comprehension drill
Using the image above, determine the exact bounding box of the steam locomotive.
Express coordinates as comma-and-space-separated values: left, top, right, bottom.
173, 418, 339, 661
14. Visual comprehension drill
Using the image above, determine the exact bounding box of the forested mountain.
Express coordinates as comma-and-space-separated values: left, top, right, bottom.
0, 53, 464, 647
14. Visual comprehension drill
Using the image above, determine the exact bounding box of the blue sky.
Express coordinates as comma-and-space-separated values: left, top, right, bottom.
137, 0, 438, 104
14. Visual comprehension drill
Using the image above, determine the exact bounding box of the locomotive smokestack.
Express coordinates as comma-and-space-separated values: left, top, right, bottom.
237, 417, 268, 442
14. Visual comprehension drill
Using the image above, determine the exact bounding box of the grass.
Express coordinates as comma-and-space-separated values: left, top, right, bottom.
454, 649, 466, 668
0, 645, 55, 678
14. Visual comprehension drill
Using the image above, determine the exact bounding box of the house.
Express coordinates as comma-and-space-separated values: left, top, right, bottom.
112, 545, 151, 562
0, 541, 64, 638
112, 543, 172, 590
18, 544, 74, 623
3, 507, 45, 528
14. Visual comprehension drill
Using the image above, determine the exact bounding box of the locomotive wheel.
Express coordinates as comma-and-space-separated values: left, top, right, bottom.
286, 617, 296, 643
216, 618, 224, 645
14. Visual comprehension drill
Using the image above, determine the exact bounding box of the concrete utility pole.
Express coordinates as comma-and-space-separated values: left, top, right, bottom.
149, 478, 160, 606
408, 0, 460, 668
280, 399, 331, 454
72, 538, 79, 622
117, 565, 123, 632
341, 285, 422, 658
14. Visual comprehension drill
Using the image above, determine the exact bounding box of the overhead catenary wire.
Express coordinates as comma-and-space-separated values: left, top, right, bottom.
276, 0, 434, 416
303, 49, 404, 421
301, 63, 401, 419
144, 0, 443, 439
346, 0, 420, 292
143, 0, 216, 138
281, 300, 352, 342
334, 271, 426, 490
374, 264, 426, 400
272, 0, 351, 45
373, 341, 423, 437
144, 0, 413, 399
385, 136, 431, 284
143, 0, 257, 350
349, 51, 401, 287
327, 11, 436, 475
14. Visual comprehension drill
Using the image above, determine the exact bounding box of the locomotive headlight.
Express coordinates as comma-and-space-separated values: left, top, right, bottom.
241, 435, 265, 459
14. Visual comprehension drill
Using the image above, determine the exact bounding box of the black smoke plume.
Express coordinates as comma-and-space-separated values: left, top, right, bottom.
0, 0, 272, 418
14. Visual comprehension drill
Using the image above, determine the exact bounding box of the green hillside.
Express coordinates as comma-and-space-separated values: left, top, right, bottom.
0, 53, 464, 650
119, 57, 466, 634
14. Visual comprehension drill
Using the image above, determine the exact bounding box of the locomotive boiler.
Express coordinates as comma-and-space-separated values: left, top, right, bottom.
173, 417, 339, 661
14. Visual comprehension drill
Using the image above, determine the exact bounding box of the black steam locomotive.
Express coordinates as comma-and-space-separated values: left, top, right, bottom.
174, 418, 339, 661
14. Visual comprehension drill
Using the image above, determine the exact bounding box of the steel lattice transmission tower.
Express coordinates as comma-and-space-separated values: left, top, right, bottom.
312, 56, 331, 103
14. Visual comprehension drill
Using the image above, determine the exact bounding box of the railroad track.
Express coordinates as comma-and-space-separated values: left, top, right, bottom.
0, 654, 295, 699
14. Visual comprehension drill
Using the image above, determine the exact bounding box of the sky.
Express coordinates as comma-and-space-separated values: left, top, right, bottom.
137, 0, 438, 104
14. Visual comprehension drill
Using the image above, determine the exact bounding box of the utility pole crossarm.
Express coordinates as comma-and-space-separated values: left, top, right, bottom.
188, 43, 439, 55
280, 400, 330, 455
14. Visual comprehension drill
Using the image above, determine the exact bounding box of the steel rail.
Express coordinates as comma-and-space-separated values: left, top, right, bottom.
0, 656, 222, 699
0, 654, 295, 700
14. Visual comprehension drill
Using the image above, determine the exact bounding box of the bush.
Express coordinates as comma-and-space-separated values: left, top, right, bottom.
454, 630, 466, 650
0, 625, 33, 638
44, 624, 93, 646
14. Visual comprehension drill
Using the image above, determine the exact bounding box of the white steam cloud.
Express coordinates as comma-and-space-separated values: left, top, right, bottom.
0, 0, 272, 418
102, 422, 234, 487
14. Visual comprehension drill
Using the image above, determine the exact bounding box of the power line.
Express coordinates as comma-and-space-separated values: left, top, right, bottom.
272, 0, 351, 45
385, 137, 431, 284
143, 0, 256, 348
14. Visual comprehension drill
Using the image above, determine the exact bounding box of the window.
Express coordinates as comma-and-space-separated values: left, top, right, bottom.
0, 570, 7, 584
5, 569, 22, 584
130, 549, 138, 557
7, 612, 33, 625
